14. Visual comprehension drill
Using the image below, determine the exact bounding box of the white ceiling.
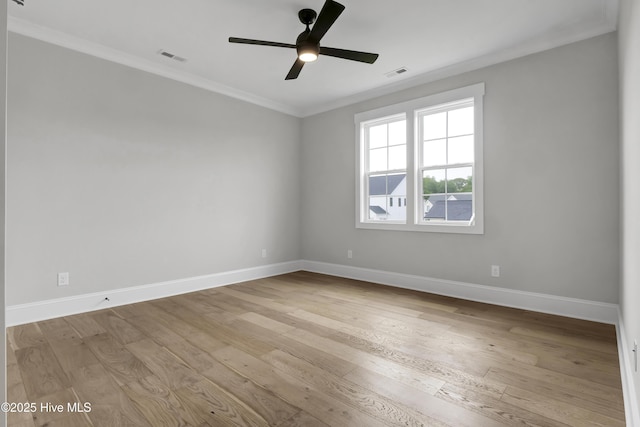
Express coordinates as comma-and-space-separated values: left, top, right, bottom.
7, 0, 618, 117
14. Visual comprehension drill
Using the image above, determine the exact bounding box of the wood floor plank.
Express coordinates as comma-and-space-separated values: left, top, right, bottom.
237, 312, 297, 335
173, 292, 233, 319
215, 286, 296, 313
212, 346, 390, 427
70, 363, 152, 427
64, 312, 107, 338
277, 411, 330, 427
91, 310, 148, 345
437, 383, 568, 427
16, 343, 71, 400
8, 420, 36, 427
501, 385, 625, 426
484, 359, 624, 406
174, 378, 271, 427
225, 317, 358, 378
289, 307, 507, 377
129, 314, 218, 372
152, 298, 277, 356
119, 300, 227, 356
200, 357, 300, 426
83, 333, 154, 386
6, 272, 626, 426
484, 367, 625, 419
29, 388, 86, 427
7, 355, 35, 427
8, 323, 47, 350
262, 348, 456, 427
46, 336, 100, 374
510, 325, 618, 354
69, 363, 128, 404
122, 374, 199, 427
283, 327, 448, 396
344, 365, 503, 427
125, 339, 202, 390
37, 317, 80, 342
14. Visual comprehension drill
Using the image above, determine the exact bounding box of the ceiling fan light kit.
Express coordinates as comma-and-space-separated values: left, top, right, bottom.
229, 0, 379, 80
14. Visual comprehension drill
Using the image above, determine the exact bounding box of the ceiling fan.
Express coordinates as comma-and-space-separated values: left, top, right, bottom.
229, 0, 379, 80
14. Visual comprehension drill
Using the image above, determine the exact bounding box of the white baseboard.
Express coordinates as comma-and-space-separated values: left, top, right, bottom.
617, 311, 640, 427
8, 259, 618, 327
300, 260, 620, 324
5, 260, 302, 326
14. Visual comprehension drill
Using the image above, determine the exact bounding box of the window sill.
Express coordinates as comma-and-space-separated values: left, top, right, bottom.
356, 221, 484, 234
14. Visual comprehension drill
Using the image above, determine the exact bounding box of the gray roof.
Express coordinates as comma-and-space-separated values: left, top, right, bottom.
369, 174, 405, 196
424, 200, 472, 220
369, 205, 388, 215
425, 193, 472, 203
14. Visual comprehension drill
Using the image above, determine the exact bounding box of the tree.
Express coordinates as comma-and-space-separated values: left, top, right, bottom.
423, 174, 472, 194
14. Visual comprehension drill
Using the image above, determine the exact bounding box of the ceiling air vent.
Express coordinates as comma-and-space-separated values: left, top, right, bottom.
157, 50, 187, 63
385, 67, 408, 78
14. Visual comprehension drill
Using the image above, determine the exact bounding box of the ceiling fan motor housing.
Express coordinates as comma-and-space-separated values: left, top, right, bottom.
298, 8, 317, 26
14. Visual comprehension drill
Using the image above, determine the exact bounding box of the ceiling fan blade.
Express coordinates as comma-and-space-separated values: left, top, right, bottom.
308, 0, 345, 43
319, 47, 379, 64
285, 59, 305, 80
228, 37, 296, 49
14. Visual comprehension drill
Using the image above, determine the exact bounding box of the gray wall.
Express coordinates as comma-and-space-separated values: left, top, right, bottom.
619, 0, 640, 412
301, 33, 620, 303
5, 32, 621, 308
6, 34, 301, 306
1, 3, 7, 424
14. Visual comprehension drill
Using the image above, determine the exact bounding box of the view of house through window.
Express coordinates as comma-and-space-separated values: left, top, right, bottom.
365, 117, 406, 221
356, 83, 484, 234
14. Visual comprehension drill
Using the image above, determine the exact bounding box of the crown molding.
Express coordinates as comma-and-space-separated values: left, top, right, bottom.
300, 16, 618, 117
7, 1, 618, 119
7, 16, 302, 118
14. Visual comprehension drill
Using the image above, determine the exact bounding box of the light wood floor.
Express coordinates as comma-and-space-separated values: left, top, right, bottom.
7, 271, 625, 426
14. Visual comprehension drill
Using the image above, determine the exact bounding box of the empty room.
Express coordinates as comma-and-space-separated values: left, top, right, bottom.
1, 0, 639, 426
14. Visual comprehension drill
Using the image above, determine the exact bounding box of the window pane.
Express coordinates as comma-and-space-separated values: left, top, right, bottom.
388, 120, 406, 146
422, 172, 447, 220
369, 124, 387, 149
423, 169, 446, 195
423, 139, 446, 167
446, 166, 473, 193
368, 173, 406, 221
369, 147, 387, 172
368, 196, 387, 220
448, 135, 474, 164
388, 145, 406, 170
422, 167, 473, 221
423, 112, 446, 141
448, 106, 474, 137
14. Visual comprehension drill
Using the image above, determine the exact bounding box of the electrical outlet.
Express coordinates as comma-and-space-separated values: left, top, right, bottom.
261, 249, 267, 258
491, 265, 500, 277
57, 272, 69, 286
347, 249, 353, 259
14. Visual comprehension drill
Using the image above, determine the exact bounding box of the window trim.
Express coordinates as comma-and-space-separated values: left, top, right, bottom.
355, 83, 484, 234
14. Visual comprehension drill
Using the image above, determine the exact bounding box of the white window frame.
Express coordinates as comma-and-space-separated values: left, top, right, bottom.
355, 83, 484, 234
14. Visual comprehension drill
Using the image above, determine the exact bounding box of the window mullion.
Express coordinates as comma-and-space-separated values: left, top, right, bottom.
406, 110, 415, 226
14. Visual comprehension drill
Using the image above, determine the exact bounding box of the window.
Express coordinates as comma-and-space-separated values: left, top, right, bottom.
362, 115, 407, 222
355, 83, 484, 234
